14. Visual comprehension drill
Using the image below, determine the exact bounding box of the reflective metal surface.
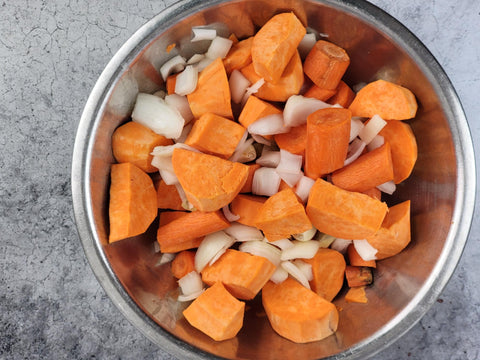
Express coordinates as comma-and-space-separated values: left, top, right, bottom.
71, 0, 476, 359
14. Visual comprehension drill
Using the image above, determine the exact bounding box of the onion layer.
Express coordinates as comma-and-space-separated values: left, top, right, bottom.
194, 231, 235, 272
353, 239, 378, 261
239, 240, 281, 266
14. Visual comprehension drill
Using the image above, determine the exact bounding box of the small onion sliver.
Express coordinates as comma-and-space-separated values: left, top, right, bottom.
270, 238, 294, 250
256, 149, 281, 168
270, 266, 288, 284
298, 33, 317, 60
295, 175, 316, 203
292, 259, 313, 281
367, 134, 385, 152
206, 36, 233, 59
187, 53, 206, 65
252, 167, 281, 197
330, 238, 352, 254
359, 114, 387, 144
159, 169, 178, 185
239, 240, 281, 266
377, 180, 396, 195
229, 137, 255, 163
292, 227, 317, 241
241, 78, 265, 105
276, 169, 303, 187
191, 27, 217, 42
248, 114, 290, 136
222, 204, 240, 222
224, 222, 263, 242
178, 289, 205, 302
280, 240, 321, 261
165, 94, 194, 124
276, 149, 303, 174
196, 57, 214, 72
229, 70, 251, 104
174, 65, 198, 96
353, 239, 378, 261
350, 117, 365, 142
283, 95, 330, 127
160, 55, 186, 81
178, 271, 204, 297
251, 133, 272, 146
281, 261, 311, 289
344, 138, 367, 166
195, 231, 236, 272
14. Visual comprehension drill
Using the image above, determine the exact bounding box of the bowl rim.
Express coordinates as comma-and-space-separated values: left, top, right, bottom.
71, 0, 476, 359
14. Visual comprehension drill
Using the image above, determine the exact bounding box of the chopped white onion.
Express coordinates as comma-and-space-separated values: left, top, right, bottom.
224, 222, 264, 242
178, 289, 205, 302
165, 94, 194, 124
174, 65, 198, 96
377, 180, 396, 195
270, 266, 288, 284
174, 122, 193, 144
270, 238, 294, 250
222, 204, 240, 222
358, 114, 387, 144
251, 133, 272, 146
353, 239, 378, 261
350, 117, 365, 142
178, 271, 204, 300
315, 233, 336, 248
294, 175, 316, 203
280, 240, 321, 261
132, 93, 185, 139
174, 182, 194, 211
276, 170, 303, 187
367, 135, 385, 152
229, 69, 251, 104
151, 143, 199, 173
248, 114, 290, 136
159, 169, 178, 185
292, 227, 317, 241
330, 238, 352, 254
239, 240, 281, 266
256, 149, 281, 167
298, 32, 317, 60
187, 53, 206, 65
283, 95, 330, 127
230, 137, 256, 163
206, 36, 233, 59
160, 55, 186, 81
344, 138, 367, 166
281, 261, 310, 289
292, 259, 313, 281
153, 90, 166, 99
196, 57, 214, 72
252, 167, 281, 197
276, 149, 303, 174
191, 27, 217, 42
195, 231, 236, 273
157, 252, 175, 265
241, 78, 266, 105
153, 242, 161, 253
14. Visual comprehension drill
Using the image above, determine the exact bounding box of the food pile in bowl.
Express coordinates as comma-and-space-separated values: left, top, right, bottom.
108, 10, 419, 345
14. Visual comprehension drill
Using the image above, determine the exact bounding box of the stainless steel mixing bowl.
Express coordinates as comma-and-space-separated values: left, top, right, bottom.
71, 0, 476, 358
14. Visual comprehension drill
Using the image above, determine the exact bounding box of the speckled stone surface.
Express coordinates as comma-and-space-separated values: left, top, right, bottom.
0, 0, 478, 359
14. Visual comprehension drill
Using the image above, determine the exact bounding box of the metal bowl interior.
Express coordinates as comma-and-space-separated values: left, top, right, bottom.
71, 0, 476, 359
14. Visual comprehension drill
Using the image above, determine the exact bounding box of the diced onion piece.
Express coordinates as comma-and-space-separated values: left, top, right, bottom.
281, 261, 310, 289
251, 133, 272, 146
270, 266, 288, 284
159, 169, 178, 185
276, 149, 303, 174
165, 94, 194, 124
224, 222, 264, 242
292, 227, 317, 241
294, 175, 316, 203
230, 136, 255, 163
174, 183, 194, 211
280, 240, 321, 261
239, 240, 281, 266
377, 180, 396, 195
367, 135, 385, 152
358, 114, 387, 144
292, 259, 313, 281
330, 238, 352, 254
298, 32, 316, 60
194, 231, 235, 272
206, 36, 233, 59
174, 65, 198, 96
157, 252, 175, 265
236, 144, 256, 163
256, 149, 281, 167
178, 289, 205, 302
241, 77, 265, 104
196, 57, 214, 72
191, 27, 217, 42
222, 204, 240, 222
187, 53, 206, 65
160, 55, 186, 81
350, 117, 365, 142
344, 138, 367, 166
315, 233, 336, 248
153, 90, 166, 99
174, 122, 193, 144
153, 242, 161, 253
229, 70, 251, 104
178, 271, 204, 297
270, 238, 294, 250
353, 239, 378, 261
283, 95, 331, 127
276, 170, 303, 187
151, 143, 198, 173
132, 93, 185, 139
252, 167, 281, 197
248, 114, 290, 136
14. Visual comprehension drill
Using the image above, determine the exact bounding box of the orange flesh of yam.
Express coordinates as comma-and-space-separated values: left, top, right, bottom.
303, 248, 346, 302
274, 123, 307, 157
347, 244, 376, 268
262, 277, 339, 343
306, 178, 388, 239
172, 148, 249, 212
345, 266, 373, 287
111, 122, 173, 173
238, 95, 282, 129
345, 286, 368, 303
240, 163, 261, 193
223, 36, 253, 75
109, 163, 157, 242
348, 79, 418, 120
304, 84, 336, 102
183, 281, 245, 341
361, 187, 382, 201
184, 112, 246, 159
230, 194, 267, 227
328, 80, 356, 108
255, 188, 312, 241
366, 200, 411, 260
187, 58, 233, 119
201, 249, 276, 300
251, 12, 306, 83
171, 250, 196, 279
156, 179, 184, 210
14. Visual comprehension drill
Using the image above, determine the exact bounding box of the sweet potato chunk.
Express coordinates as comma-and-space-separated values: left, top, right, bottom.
230, 194, 266, 227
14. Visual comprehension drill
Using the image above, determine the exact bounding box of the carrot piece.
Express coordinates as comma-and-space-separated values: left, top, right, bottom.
255, 188, 312, 241
274, 123, 307, 157
379, 121, 418, 183
240, 163, 261, 193
166, 73, 178, 95
158, 210, 189, 226
305, 107, 351, 179
187, 57, 233, 119
361, 187, 382, 201
112, 122, 173, 173
156, 210, 230, 253
201, 249, 276, 300
303, 84, 336, 101
223, 37, 253, 75
172, 148, 249, 212
262, 277, 339, 343
171, 250, 196, 279
331, 142, 394, 192
229, 194, 266, 227
183, 281, 245, 341
109, 163, 157, 242
240, 50, 304, 102
348, 79, 418, 120
346, 244, 376, 268
251, 12, 306, 83
157, 179, 184, 210
306, 178, 388, 239
345, 266, 373, 287
303, 248, 346, 302
303, 40, 350, 91
328, 81, 355, 108
366, 200, 411, 260
184, 113, 246, 159
345, 286, 368, 303
238, 95, 282, 128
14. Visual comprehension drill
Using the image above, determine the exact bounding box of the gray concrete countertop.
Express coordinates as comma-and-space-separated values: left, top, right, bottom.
1, 0, 478, 359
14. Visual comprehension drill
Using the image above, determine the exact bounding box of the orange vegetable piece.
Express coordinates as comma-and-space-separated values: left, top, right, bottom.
240, 50, 304, 102
303, 40, 350, 91
166, 73, 178, 95
184, 112, 246, 159
240, 163, 261, 193
109, 163, 157, 242
328, 80, 356, 108
366, 200, 411, 260
157, 210, 230, 253
379, 120, 418, 183
157, 179, 183, 211
303, 83, 336, 102
230, 194, 266, 227
238, 95, 282, 129
348, 79, 418, 120
172, 148, 249, 212
171, 250, 196, 279
361, 187, 382, 201
187, 57, 233, 119
223, 37, 253, 75
166, 43, 176, 53
306, 178, 388, 239
305, 107, 351, 179
262, 277, 339, 343
251, 12, 306, 83
201, 249, 276, 300
345, 266, 373, 287
111, 121, 173, 173
183, 281, 245, 341
345, 286, 368, 303
303, 248, 346, 302
158, 211, 204, 251
331, 142, 394, 192
274, 123, 307, 157
255, 188, 312, 241
158, 210, 189, 226
346, 244, 376, 268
